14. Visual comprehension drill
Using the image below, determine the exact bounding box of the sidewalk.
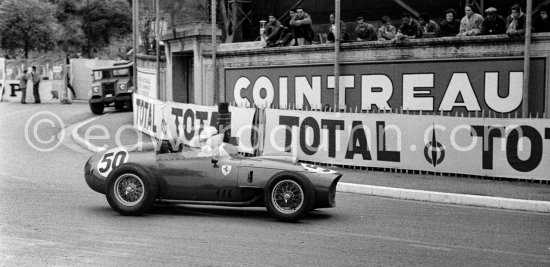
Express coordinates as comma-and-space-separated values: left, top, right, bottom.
69, 111, 550, 213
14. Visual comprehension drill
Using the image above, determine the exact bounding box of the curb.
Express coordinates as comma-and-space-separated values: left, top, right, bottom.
337, 183, 550, 213
67, 116, 550, 214
70, 115, 107, 153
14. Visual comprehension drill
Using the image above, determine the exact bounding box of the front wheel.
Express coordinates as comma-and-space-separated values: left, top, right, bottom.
105, 164, 158, 216
114, 101, 124, 110
264, 174, 315, 222
90, 102, 104, 114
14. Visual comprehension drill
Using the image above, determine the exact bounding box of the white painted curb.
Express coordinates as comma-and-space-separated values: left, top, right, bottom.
337, 182, 550, 213
70, 115, 108, 153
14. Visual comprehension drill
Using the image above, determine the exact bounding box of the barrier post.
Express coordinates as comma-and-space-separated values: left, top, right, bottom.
522, 0, 532, 117
218, 102, 231, 143
334, 0, 340, 111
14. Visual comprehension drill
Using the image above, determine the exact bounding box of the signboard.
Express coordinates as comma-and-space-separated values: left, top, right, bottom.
132, 94, 550, 180
52, 65, 63, 80
225, 58, 546, 116
137, 67, 158, 99
133, 94, 256, 153
262, 109, 550, 180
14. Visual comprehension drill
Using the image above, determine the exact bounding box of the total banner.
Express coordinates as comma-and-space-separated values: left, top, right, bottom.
263, 109, 550, 180
133, 93, 256, 153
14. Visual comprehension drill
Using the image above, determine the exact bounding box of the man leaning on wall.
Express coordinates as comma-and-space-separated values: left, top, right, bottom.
457, 5, 484, 36
289, 7, 314, 45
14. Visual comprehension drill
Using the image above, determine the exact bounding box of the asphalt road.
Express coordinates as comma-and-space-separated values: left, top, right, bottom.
1, 102, 549, 266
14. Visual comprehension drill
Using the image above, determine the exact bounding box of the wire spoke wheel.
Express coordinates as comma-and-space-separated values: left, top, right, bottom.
271, 179, 304, 214
113, 173, 145, 207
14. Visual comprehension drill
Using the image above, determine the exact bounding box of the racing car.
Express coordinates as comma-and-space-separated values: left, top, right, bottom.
84, 128, 341, 222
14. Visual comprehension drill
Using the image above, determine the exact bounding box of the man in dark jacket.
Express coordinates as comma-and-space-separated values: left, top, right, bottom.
265, 15, 283, 47
355, 16, 376, 41
290, 7, 314, 45
397, 12, 421, 39
479, 7, 506, 35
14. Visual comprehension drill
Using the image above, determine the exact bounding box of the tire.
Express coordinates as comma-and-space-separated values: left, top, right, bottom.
264, 173, 315, 222
114, 101, 124, 110
105, 163, 158, 216
126, 99, 133, 111
90, 102, 105, 115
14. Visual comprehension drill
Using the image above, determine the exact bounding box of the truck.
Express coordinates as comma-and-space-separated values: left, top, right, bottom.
89, 61, 133, 114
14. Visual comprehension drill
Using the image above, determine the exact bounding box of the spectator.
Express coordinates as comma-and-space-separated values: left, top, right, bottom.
264, 15, 283, 47
533, 5, 550, 33
457, 5, 483, 36
479, 7, 506, 35
327, 13, 349, 42
418, 13, 440, 37
30, 66, 41, 104
355, 16, 376, 41
377, 15, 397, 41
290, 7, 314, 45
396, 12, 421, 39
279, 10, 297, 45
506, 4, 526, 37
440, 9, 461, 36
19, 70, 28, 104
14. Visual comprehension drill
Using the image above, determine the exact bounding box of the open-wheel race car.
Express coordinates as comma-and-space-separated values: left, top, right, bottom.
84, 128, 341, 222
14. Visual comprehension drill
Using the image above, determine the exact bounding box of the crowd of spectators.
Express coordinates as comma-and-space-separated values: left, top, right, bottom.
262, 4, 550, 47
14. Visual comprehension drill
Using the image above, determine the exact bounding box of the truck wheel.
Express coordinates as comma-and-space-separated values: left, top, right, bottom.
127, 99, 133, 111
105, 164, 158, 216
90, 102, 104, 114
114, 101, 124, 110
264, 173, 315, 222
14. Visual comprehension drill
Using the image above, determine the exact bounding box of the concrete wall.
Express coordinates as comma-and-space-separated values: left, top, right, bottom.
213, 33, 550, 117
138, 32, 550, 117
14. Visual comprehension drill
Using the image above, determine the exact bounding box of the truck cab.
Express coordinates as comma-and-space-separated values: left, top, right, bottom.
89, 62, 134, 114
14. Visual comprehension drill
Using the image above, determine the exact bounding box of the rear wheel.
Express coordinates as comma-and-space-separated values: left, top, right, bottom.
90, 102, 104, 114
105, 164, 158, 216
265, 174, 315, 222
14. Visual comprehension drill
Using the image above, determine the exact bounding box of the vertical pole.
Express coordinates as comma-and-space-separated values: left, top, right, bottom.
334, 0, 340, 111
523, 0, 532, 117
63, 53, 69, 103
133, 0, 138, 94
155, 0, 161, 100
212, 0, 218, 104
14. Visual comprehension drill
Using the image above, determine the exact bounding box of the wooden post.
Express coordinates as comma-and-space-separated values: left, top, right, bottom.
523, 0, 532, 117
155, 0, 161, 100
334, 0, 340, 111
212, 0, 218, 104
132, 0, 138, 94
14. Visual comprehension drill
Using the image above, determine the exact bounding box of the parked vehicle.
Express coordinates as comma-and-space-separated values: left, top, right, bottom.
89, 61, 133, 114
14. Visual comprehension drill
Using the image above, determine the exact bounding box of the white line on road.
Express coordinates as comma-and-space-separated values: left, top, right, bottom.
70, 114, 110, 153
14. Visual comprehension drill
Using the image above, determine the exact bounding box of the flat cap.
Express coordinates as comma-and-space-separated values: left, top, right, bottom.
485, 7, 497, 13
